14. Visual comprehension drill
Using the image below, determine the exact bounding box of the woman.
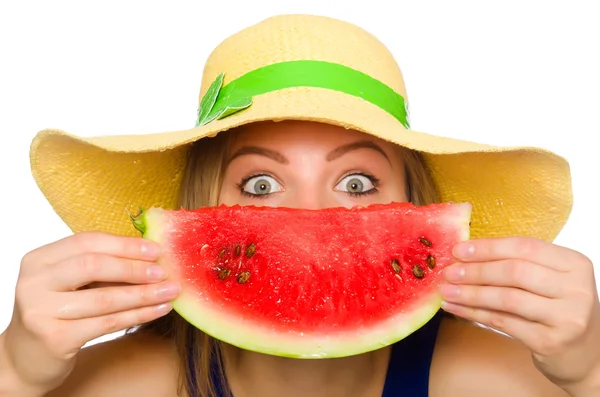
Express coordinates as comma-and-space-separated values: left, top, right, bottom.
2, 14, 598, 397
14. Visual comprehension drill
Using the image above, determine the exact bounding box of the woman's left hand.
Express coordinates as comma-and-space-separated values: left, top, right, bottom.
440, 236, 600, 393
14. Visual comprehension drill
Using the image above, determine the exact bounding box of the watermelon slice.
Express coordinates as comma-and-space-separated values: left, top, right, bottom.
132, 202, 471, 358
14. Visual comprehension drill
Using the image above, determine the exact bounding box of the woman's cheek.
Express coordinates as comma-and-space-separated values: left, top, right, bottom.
332, 192, 380, 208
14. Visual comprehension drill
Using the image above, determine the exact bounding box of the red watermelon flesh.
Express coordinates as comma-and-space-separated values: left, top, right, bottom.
133, 201, 471, 358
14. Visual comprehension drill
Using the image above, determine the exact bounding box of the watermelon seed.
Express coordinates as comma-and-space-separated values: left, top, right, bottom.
419, 237, 432, 247
390, 259, 401, 274
217, 268, 231, 280
245, 243, 257, 258
237, 271, 251, 284
235, 244, 241, 256
426, 255, 436, 269
412, 265, 425, 279
217, 249, 226, 258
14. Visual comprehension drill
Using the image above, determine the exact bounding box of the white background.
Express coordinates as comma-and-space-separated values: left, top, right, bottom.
1, 1, 599, 345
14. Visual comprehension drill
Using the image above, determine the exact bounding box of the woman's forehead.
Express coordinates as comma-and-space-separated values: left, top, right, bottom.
230, 120, 389, 149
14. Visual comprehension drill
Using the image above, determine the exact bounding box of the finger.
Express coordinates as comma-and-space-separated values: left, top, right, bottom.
70, 303, 173, 345
441, 302, 553, 352
48, 253, 168, 291
25, 231, 161, 268
55, 281, 181, 319
440, 284, 554, 324
443, 259, 565, 298
453, 237, 581, 271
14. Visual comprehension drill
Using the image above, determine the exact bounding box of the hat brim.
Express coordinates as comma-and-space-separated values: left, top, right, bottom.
30, 86, 573, 241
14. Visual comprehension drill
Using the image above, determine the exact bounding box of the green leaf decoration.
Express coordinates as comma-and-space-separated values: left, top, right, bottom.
196, 72, 224, 126
194, 73, 254, 127
403, 101, 411, 129
215, 96, 253, 121
202, 96, 253, 125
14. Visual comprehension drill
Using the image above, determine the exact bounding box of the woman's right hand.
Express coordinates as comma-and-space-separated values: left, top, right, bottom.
2, 231, 180, 395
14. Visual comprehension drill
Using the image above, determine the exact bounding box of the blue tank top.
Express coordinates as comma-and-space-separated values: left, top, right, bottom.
190, 310, 442, 397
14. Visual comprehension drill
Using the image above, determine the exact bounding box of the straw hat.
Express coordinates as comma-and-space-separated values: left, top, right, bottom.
29, 14, 572, 242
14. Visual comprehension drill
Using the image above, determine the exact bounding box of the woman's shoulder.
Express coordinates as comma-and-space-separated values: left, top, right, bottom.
429, 315, 568, 397
45, 332, 182, 397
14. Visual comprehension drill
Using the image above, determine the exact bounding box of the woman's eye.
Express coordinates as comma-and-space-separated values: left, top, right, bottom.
335, 174, 376, 194
241, 175, 283, 196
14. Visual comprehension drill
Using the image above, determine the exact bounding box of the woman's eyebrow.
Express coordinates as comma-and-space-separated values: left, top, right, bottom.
228, 146, 289, 164
326, 140, 391, 164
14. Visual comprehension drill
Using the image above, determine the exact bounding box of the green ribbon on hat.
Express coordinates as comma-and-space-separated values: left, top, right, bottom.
195, 60, 410, 129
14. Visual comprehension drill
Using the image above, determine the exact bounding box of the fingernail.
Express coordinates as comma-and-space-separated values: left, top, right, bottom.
141, 242, 161, 258
147, 265, 166, 280
155, 303, 172, 314
441, 301, 460, 312
444, 265, 465, 281
453, 243, 475, 259
157, 282, 181, 297
440, 284, 461, 298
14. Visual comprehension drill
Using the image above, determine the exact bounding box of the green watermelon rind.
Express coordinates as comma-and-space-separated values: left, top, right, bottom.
175, 283, 442, 358
139, 203, 471, 359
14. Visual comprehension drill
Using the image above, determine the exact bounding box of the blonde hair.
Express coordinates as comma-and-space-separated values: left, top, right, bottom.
133, 124, 441, 397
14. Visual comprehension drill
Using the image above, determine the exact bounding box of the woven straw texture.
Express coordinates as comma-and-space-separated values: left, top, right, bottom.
29, 14, 573, 241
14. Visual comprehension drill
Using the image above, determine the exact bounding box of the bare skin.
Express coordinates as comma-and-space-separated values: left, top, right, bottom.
30, 318, 569, 397
1, 121, 598, 397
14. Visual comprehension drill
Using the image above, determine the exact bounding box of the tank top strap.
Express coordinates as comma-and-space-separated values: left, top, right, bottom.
381, 310, 443, 397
